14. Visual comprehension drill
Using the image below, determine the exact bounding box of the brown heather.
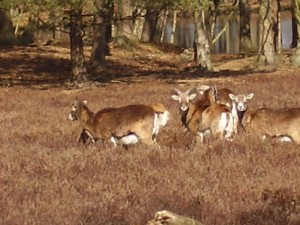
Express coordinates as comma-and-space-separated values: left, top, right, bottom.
1, 46, 300, 225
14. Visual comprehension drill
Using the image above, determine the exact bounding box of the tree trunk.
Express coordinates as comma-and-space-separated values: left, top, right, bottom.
170, 10, 177, 44
239, 0, 253, 52
160, 9, 169, 43
69, 9, 87, 83
141, 8, 159, 43
257, 0, 276, 65
291, 7, 299, 48
105, 0, 113, 43
291, 0, 300, 66
90, 0, 110, 67
226, 20, 230, 53
194, 9, 213, 71
116, 0, 133, 37
0, 10, 18, 45
14, 6, 24, 35
132, 8, 146, 40
273, 0, 281, 53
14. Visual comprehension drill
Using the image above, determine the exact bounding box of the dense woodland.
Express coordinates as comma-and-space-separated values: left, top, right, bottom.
0, 0, 300, 85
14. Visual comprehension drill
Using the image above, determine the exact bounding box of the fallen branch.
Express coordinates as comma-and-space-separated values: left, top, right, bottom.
148, 210, 205, 225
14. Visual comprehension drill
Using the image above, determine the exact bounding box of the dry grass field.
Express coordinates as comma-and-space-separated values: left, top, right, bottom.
0, 43, 300, 225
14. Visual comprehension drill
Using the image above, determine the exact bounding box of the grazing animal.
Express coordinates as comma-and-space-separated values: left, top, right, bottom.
229, 93, 300, 144
171, 86, 234, 141
199, 102, 234, 141
74, 105, 116, 144
197, 85, 240, 134
171, 88, 210, 141
69, 100, 165, 146
242, 107, 300, 144
69, 100, 169, 146
196, 85, 235, 141
113, 103, 170, 145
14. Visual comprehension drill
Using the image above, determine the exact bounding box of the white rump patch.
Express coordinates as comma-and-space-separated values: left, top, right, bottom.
152, 110, 170, 136
225, 113, 234, 140
219, 112, 234, 141
159, 111, 170, 126
218, 112, 228, 132
152, 113, 160, 137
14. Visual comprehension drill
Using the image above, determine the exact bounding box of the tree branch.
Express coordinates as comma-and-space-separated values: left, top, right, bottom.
211, 0, 239, 45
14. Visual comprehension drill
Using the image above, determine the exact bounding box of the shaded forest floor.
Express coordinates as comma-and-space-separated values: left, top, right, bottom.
0, 42, 296, 88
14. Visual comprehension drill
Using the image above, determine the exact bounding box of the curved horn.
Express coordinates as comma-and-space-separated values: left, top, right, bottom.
171, 88, 182, 97
212, 85, 218, 96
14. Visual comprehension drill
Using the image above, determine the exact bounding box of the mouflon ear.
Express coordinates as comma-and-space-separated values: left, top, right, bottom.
229, 93, 236, 101
246, 93, 254, 100
187, 88, 198, 100
171, 88, 181, 101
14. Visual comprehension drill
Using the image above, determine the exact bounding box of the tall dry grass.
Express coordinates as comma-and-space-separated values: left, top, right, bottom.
0, 72, 300, 225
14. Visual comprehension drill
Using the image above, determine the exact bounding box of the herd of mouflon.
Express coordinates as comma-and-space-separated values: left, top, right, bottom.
69, 84, 300, 147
